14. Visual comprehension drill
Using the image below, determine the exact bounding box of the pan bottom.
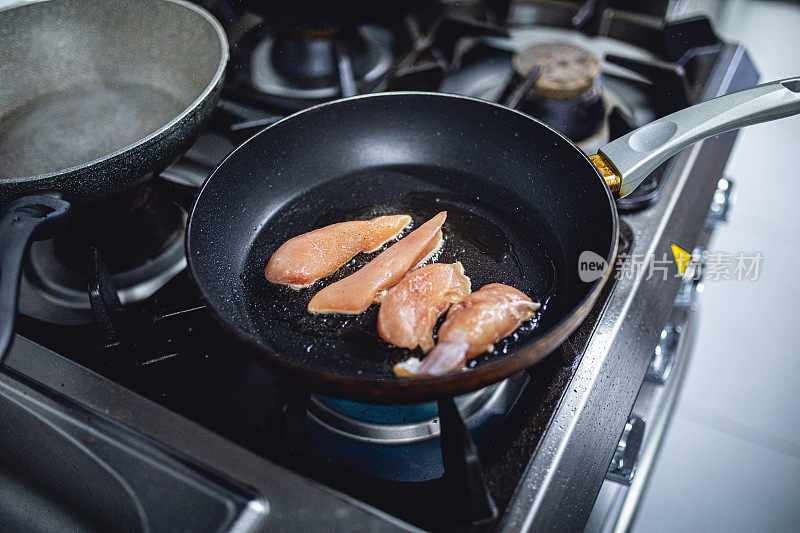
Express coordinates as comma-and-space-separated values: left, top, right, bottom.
238, 165, 563, 381
0, 83, 185, 179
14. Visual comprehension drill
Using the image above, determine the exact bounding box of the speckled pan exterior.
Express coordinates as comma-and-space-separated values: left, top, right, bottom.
0, 0, 228, 206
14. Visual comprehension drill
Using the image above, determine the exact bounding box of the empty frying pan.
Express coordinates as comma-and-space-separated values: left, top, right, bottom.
0, 0, 228, 360
188, 78, 800, 402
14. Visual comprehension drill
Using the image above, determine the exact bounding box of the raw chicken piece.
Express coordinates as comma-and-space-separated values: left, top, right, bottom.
378, 262, 471, 352
265, 214, 411, 289
394, 283, 539, 377
308, 211, 447, 314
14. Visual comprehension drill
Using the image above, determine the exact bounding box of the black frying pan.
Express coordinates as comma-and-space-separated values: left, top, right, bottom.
0, 0, 228, 360
189, 79, 800, 402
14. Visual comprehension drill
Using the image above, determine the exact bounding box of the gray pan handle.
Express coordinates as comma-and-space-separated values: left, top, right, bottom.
597, 77, 800, 197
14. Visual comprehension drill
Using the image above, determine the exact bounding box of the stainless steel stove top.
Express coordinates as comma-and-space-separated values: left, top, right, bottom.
1, 1, 757, 530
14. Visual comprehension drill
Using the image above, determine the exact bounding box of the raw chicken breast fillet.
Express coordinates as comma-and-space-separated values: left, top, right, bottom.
308, 211, 446, 315
377, 262, 471, 352
394, 283, 539, 376
265, 214, 411, 289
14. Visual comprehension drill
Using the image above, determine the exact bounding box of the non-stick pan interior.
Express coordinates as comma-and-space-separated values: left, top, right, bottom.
0, 0, 225, 179
241, 166, 558, 377
188, 93, 616, 399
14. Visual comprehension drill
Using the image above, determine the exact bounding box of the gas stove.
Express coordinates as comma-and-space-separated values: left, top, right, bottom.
1, 1, 756, 531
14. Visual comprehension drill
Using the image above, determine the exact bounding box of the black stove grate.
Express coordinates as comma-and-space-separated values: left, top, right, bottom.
14, 1, 744, 530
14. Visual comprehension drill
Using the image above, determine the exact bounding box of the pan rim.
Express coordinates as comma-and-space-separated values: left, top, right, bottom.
186, 91, 620, 402
0, 0, 229, 185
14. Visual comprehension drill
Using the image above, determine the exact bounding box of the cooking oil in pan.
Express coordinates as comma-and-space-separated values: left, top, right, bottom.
240, 166, 562, 380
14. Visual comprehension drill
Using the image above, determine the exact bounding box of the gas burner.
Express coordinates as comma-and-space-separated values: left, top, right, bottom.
19, 188, 187, 325
513, 41, 599, 99
2, 1, 758, 528
247, 25, 393, 100
511, 41, 606, 141
306, 373, 529, 482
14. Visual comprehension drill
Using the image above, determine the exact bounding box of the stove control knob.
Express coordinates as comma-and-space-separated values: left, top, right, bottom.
606, 415, 645, 485
705, 176, 734, 230
646, 322, 682, 384
674, 247, 706, 311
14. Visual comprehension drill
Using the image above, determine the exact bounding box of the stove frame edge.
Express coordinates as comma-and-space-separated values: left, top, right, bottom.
497, 42, 758, 532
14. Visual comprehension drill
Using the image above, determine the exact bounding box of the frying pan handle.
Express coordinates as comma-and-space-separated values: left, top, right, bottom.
0, 195, 71, 363
596, 77, 800, 197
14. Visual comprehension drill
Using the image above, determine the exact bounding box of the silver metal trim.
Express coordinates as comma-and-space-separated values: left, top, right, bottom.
614, 312, 698, 533
599, 77, 800, 196
605, 416, 645, 485
584, 309, 699, 533
307, 377, 521, 444
705, 176, 734, 230
646, 323, 682, 384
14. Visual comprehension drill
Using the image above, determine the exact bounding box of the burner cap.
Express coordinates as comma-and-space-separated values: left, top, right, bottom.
512, 41, 600, 100
248, 25, 393, 100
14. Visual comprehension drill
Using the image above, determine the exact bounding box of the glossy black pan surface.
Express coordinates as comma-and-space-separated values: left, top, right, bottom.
188, 93, 617, 402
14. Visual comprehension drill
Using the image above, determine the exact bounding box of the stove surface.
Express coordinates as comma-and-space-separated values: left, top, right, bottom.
4, 1, 757, 531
